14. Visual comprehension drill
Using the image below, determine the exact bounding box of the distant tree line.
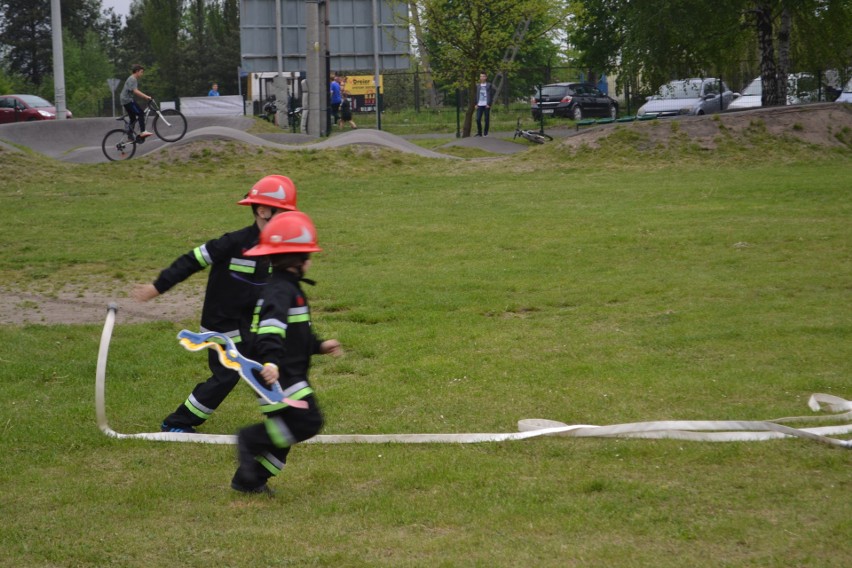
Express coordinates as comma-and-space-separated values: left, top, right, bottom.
0, 0, 240, 115
1, 1, 848, 119
567, 0, 852, 106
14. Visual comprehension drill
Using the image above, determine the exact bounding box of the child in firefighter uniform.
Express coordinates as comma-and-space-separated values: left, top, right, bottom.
132, 175, 299, 433
231, 211, 342, 494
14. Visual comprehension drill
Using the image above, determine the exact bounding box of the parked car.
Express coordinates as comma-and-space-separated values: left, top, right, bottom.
637, 78, 736, 117
0, 94, 73, 124
729, 73, 819, 110
531, 82, 618, 121
836, 77, 852, 103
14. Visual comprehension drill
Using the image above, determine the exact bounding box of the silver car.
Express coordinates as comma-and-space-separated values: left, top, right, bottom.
637, 78, 736, 117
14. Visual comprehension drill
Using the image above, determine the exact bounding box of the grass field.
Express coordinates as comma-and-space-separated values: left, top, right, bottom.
0, 124, 850, 567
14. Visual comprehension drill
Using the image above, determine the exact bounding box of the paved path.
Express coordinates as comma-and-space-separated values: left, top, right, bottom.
0, 115, 560, 163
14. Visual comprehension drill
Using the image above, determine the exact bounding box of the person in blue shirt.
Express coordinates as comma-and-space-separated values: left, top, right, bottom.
329, 75, 342, 126
208, 83, 220, 96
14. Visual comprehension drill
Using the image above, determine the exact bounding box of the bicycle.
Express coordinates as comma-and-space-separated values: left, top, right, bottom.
261, 95, 278, 123
101, 98, 188, 161
286, 95, 302, 131
513, 118, 553, 145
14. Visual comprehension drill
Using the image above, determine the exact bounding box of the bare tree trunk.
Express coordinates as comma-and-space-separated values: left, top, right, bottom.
777, 5, 791, 104
408, 1, 438, 108
463, 84, 475, 137
755, 3, 780, 107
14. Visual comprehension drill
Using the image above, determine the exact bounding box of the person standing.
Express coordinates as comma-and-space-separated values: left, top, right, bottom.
300, 78, 309, 134
339, 93, 357, 129
131, 175, 299, 433
475, 72, 494, 137
120, 64, 153, 138
231, 211, 342, 494
208, 83, 220, 96
329, 75, 342, 127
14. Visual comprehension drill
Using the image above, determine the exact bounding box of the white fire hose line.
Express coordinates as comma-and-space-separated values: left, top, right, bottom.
96, 305, 852, 448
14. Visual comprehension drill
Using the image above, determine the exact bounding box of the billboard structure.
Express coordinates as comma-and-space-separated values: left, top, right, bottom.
240, 0, 410, 73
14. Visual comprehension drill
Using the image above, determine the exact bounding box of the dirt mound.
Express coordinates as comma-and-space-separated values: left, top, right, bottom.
560, 103, 852, 151
1, 286, 201, 326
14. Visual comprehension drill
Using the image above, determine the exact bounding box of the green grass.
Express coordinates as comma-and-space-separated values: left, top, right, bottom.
0, 128, 850, 567
380, 103, 560, 135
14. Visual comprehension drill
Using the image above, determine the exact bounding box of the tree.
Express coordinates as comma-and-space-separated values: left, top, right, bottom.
0, 0, 246, 113
121, 0, 240, 100
749, 2, 781, 106
184, 0, 211, 94
60, 28, 114, 115
420, 0, 559, 136
62, 0, 106, 44
204, 0, 241, 96
786, 0, 852, 90
568, 0, 852, 107
0, 0, 52, 87
736, 0, 851, 105
408, 1, 439, 108
142, 0, 184, 100
569, 0, 747, 96
119, 0, 155, 75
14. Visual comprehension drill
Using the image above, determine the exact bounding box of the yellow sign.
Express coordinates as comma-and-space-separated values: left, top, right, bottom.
340, 75, 383, 96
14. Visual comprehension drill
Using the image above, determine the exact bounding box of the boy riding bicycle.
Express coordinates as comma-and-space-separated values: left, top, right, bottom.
120, 64, 153, 139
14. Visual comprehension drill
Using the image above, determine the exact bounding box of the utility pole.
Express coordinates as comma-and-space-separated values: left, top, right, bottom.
50, 0, 67, 120
305, 0, 328, 137
372, 0, 382, 130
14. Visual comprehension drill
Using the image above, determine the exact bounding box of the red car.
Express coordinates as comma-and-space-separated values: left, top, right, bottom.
0, 94, 73, 124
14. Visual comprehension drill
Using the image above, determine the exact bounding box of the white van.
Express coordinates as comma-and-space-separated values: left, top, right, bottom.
836, 77, 852, 103
728, 73, 818, 110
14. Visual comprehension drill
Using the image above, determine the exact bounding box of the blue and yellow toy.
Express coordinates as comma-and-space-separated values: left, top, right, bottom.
177, 329, 287, 404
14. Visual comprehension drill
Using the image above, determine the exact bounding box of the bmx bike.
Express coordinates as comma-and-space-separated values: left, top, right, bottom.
101, 98, 188, 161
513, 118, 553, 145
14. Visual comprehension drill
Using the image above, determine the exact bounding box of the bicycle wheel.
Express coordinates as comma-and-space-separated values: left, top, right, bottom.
152, 109, 188, 142
102, 129, 137, 161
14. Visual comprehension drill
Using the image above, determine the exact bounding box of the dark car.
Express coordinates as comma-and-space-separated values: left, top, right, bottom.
0, 94, 73, 124
531, 82, 618, 121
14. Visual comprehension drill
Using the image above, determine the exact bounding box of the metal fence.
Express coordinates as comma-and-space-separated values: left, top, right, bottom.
72, 62, 848, 135
373, 63, 849, 132
379, 64, 849, 112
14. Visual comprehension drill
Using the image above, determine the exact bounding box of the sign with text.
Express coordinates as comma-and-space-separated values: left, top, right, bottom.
340, 75, 383, 111
340, 75, 383, 95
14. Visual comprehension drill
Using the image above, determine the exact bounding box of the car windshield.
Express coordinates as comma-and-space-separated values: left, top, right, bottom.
18, 95, 52, 108
539, 86, 568, 97
742, 79, 762, 96
656, 80, 702, 99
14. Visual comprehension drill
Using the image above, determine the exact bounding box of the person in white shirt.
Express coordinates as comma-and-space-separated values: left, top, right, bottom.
475, 72, 494, 137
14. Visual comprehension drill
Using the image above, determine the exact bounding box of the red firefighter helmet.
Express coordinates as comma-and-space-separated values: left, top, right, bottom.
238, 175, 298, 211
244, 211, 322, 256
